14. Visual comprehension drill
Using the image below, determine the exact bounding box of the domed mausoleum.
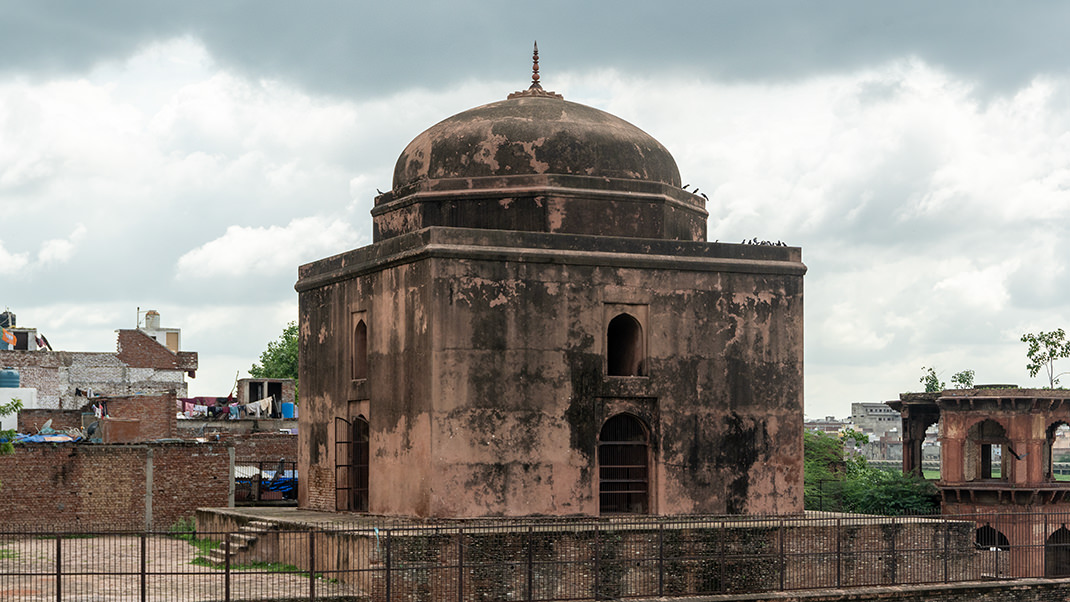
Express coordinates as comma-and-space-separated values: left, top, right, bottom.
297, 51, 806, 517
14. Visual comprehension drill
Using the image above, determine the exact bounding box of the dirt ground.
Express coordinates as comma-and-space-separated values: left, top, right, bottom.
0, 533, 364, 601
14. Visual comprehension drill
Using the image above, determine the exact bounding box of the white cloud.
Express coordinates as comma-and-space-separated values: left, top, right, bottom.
37, 224, 87, 266
5, 35, 1070, 417
0, 240, 29, 274
175, 216, 364, 279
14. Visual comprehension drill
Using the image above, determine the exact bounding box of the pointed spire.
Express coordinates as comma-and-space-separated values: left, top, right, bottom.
508, 41, 563, 100
531, 41, 542, 89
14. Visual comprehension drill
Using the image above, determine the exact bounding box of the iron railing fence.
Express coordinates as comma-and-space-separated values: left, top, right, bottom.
2, 511, 1070, 601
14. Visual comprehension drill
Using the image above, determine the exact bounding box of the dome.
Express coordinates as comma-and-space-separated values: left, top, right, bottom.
371, 59, 706, 243
391, 96, 682, 191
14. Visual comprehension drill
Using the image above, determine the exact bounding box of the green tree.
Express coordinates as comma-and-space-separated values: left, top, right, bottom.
1021, 329, 1070, 388
0, 397, 23, 488
250, 322, 299, 397
919, 366, 944, 392
803, 428, 938, 515
950, 369, 975, 389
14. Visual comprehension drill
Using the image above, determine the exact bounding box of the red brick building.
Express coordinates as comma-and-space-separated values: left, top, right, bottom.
891, 387, 1070, 577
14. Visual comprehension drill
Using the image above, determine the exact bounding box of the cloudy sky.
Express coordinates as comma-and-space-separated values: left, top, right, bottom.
2, 1, 1070, 418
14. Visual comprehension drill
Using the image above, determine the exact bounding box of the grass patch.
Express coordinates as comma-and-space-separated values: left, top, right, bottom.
0, 549, 18, 560
168, 516, 219, 562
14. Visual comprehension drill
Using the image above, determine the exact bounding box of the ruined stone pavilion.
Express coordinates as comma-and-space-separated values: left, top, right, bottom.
891, 387, 1070, 577
296, 48, 806, 517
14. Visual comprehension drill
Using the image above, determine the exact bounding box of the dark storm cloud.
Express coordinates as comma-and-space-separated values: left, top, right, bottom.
4, 1, 1070, 96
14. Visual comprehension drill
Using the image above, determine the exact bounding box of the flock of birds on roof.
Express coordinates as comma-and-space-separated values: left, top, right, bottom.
742, 238, 789, 247
681, 184, 708, 200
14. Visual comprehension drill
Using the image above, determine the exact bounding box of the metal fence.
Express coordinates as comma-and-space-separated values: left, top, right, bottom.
2, 511, 1069, 601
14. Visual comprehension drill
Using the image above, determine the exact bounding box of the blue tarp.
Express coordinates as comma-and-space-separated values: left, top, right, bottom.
15, 433, 82, 443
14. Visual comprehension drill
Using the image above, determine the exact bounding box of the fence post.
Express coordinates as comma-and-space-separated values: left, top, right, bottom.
719, 521, 726, 593
309, 530, 316, 602
942, 520, 949, 583
526, 525, 534, 602
593, 523, 600, 600
458, 527, 464, 602
657, 523, 664, 597
140, 533, 147, 602
835, 518, 841, 588
385, 529, 392, 602
54, 535, 61, 602
778, 519, 785, 591
224, 532, 231, 602
889, 516, 897, 585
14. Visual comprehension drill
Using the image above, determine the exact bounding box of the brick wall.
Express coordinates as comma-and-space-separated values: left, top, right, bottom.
105, 393, 178, 440
18, 408, 84, 432
674, 579, 1070, 601
0, 442, 232, 531
0, 344, 194, 409
16, 393, 177, 441
226, 432, 298, 464
116, 329, 197, 372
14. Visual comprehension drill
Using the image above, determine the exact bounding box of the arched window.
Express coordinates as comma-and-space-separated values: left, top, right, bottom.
1048, 527, 1070, 577
975, 525, 1010, 551
607, 313, 644, 376
1046, 422, 1070, 481
353, 319, 368, 380
599, 414, 650, 514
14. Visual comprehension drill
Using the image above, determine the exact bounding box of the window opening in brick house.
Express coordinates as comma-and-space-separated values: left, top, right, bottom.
975, 524, 1009, 551
334, 416, 370, 512
353, 319, 368, 380
599, 413, 649, 514
1046, 422, 1070, 481
607, 313, 644, 376
1047, 527, 1070, 577
965, 419, 1008, 481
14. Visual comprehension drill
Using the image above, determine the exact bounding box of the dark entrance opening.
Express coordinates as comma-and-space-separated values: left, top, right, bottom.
1047, 526, 1070, 577
975, 525, 1009, 550
607, 314, 644, 376
599, 414, 649, 514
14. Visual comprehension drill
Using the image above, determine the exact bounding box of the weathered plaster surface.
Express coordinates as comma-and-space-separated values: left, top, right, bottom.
298, 227, 804, 517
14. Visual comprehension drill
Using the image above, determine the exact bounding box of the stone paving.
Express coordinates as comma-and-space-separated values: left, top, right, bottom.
0, 532, 365, 601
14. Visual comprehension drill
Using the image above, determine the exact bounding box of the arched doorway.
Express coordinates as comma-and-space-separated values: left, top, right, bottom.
606, 314, 644, 376
1047, 526, 1070, 577
598, 414, 650, 514
975, 525, 1009, 550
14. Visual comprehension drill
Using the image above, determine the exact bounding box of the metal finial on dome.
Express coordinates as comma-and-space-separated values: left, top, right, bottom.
508, 41, 563, 100
531, 41, 541, 87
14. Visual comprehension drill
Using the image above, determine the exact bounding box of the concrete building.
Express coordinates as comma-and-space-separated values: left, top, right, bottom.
889, 387, 1070, 577
0, 310, 197, 409
851, 401, 902, 440
297, 57, 806, 518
